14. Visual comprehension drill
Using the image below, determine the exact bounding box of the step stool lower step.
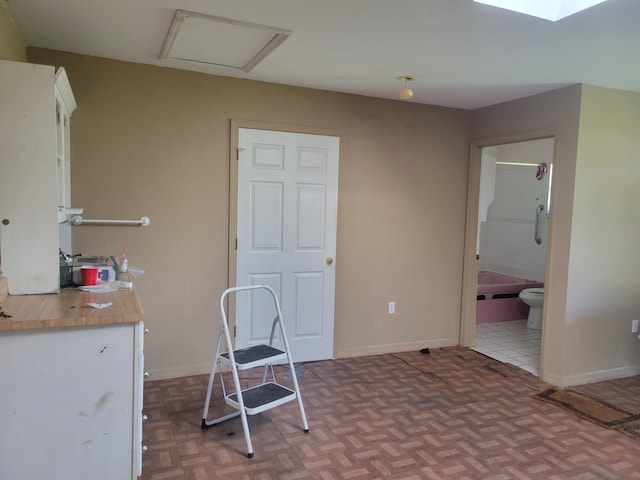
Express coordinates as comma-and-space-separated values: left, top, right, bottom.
226, 382, 296, 415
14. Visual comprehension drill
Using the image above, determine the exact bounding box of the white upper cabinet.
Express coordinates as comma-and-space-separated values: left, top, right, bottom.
0, 60, 75, 294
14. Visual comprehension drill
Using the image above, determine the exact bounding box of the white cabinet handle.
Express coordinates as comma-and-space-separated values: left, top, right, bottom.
144, 328, 149, 334
142, 414, 148, 422
144, 371, 150, 378
142, 445, 148, 454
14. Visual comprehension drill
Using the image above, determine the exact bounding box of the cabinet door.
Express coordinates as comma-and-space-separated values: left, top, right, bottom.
133, 321, 146, 477
0, 324, 138, 479
0, 60, 59, 294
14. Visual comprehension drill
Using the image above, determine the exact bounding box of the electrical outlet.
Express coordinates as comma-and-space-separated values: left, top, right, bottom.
632, 319, 639, 334
388, 302, 396, 314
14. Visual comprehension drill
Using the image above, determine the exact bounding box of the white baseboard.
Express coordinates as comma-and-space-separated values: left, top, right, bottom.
542, 365, 640, 388
146, 363, 212, 381
148, 337, 459, 380
335, 337, 457, 359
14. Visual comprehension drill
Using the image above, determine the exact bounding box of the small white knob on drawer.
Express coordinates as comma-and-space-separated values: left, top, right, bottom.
144, 371, 150, 378
142, 445, 148, 454
144, 328, 149, 334
143, 415, 148, 422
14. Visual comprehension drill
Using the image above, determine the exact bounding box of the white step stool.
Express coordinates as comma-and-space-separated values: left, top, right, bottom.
201, 285, 309, 458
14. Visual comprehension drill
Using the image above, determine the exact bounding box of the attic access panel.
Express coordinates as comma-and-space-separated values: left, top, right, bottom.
160, 10, 291, 73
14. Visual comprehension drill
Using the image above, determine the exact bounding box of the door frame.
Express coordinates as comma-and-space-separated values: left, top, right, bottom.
459, 128, 558, 378
227, 119, 345, 348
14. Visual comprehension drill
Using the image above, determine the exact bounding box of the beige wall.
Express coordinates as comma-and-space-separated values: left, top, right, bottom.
18, 47, 640, 386
563, 85, 640, 383
0, 1, 25, 62
28, 48, 471, 379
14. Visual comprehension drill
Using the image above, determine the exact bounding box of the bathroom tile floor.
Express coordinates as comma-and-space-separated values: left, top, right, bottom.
473, 319, 541, 376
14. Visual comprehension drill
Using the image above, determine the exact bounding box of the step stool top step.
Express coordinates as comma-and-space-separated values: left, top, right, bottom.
221, 344, 286, 366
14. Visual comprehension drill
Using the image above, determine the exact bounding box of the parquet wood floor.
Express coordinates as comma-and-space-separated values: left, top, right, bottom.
141, 347, 640, 479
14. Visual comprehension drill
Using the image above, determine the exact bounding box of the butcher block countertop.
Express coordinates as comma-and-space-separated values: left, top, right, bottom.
0, 281, 144, 332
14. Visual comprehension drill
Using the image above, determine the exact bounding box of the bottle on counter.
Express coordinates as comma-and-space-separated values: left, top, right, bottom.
119, 244, 128, 273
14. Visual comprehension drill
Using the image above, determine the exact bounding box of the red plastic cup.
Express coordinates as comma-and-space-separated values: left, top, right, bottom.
80, 266, 99, 286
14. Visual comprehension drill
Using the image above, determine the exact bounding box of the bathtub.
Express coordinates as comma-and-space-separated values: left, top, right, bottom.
476, 271, 543, 323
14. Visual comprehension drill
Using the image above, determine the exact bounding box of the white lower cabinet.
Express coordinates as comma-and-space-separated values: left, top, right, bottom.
0, 321, 145, 479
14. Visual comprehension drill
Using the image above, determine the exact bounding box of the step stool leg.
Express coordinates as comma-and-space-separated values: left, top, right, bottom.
290, 363, 309, 432
239, 408, 254, 458
229, 359, 254, 457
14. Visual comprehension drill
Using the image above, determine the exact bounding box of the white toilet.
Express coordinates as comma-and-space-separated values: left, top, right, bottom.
519, 288, 544, 329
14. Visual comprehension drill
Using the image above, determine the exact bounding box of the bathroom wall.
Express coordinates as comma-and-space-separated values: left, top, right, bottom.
479, 138, 553, 281
476, 146, 496, 255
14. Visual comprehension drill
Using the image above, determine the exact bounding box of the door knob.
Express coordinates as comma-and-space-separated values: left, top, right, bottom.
326, 257, 334, 266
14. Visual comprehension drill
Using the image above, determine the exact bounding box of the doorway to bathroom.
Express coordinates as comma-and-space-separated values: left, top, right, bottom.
471, 137, 554, 377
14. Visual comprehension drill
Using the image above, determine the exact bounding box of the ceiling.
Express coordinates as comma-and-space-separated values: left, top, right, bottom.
6, 0, 640, 110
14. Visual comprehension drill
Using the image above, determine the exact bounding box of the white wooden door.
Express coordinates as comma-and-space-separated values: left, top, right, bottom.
236, 128, 339, 362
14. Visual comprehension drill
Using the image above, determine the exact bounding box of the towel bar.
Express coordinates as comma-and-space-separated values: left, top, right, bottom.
70, 215, 150, 227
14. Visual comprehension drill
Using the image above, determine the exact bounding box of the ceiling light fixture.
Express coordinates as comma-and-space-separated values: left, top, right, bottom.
398, 76, 415, 100
473, 0, 609, 21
